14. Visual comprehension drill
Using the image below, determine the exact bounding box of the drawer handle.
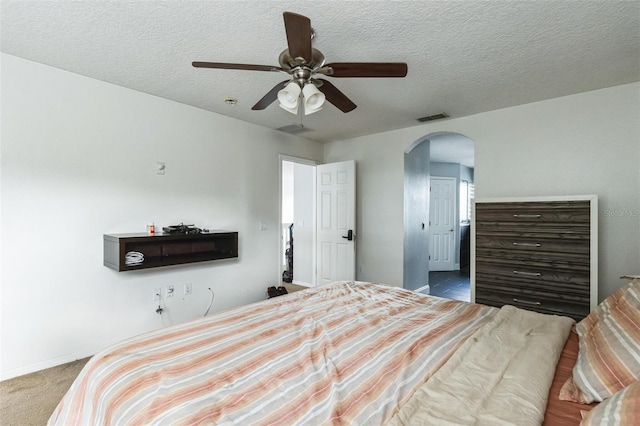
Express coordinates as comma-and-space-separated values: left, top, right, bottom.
513, 270, 542, 277
513, 298, 541, 306
512, 242, 541, 247
513, 214, 542, 218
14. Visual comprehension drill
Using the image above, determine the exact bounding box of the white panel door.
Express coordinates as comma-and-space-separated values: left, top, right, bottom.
316, 160, 356, 285
429, 177, 456, 271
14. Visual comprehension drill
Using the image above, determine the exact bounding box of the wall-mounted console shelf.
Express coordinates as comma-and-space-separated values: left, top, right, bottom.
104, 231, 238, 271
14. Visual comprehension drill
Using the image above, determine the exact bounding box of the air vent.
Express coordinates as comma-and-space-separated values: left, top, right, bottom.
276, 124, 313, 135
416, 113, 449, 123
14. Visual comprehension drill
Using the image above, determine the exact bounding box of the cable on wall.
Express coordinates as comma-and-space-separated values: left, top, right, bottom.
204, 288, 214, 316
155, 289, 164, 322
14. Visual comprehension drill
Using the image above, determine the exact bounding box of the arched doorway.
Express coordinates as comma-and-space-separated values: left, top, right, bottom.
403, 132, 475, 300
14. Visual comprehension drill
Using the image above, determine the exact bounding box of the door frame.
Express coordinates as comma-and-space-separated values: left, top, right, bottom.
278, 155, 319, 286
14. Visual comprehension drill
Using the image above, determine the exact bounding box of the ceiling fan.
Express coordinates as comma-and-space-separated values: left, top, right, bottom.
193, 12, 408, 115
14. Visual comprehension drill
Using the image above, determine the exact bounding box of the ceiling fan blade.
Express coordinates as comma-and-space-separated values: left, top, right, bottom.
316, 79, 357, 113
192, 62, 283, 72
252, 80, 290, 110
283, 12, 312, 62
323, 62, 408, 78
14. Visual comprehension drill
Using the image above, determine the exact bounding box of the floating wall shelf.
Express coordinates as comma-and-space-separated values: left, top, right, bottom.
104, 231, 238, 271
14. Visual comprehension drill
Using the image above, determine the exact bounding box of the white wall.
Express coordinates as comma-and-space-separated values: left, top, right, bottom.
0, 54, 323, 379
2, 52, 638, 380
325, 83, 640, 299
324, 137, 406, 286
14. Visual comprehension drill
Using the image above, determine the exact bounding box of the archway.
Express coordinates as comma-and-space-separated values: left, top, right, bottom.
403, 132, 475, 300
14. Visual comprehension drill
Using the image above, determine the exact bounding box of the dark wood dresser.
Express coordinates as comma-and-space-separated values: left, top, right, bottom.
472, 196, 598, 321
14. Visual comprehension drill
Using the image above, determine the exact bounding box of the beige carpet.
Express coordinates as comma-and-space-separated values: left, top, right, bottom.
281, 282, 309, 293
0, 357, 90, 426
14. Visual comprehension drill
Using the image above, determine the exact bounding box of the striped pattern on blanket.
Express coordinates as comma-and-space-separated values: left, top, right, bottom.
49, 281, 496, 425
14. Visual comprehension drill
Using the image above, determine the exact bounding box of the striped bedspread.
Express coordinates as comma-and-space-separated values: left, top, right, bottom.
49, 281, 496, 425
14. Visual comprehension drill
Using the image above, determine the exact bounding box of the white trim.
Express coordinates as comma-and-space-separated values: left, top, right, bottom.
474, 194, 598, 203
589, 196, 598, 309
1, 346, 98, 381
279, 154, 319, 167
414, 284, 431, 295
470, 208, 477, 303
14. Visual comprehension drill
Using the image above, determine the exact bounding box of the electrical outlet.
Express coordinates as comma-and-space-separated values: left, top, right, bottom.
152, 288, 161, 301
166, 285, 175, 298
184, 283, 192, 296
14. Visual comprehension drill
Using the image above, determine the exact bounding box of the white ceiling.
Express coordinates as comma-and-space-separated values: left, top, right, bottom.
1, 1, 639, 148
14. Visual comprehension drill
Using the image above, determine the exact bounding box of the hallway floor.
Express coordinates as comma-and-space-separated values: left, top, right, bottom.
429, 269, 470, 302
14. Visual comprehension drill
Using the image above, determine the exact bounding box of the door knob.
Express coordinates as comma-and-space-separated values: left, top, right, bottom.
342, 230, 354, 241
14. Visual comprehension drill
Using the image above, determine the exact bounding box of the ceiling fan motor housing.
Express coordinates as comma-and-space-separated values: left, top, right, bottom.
278, 48, 325, 71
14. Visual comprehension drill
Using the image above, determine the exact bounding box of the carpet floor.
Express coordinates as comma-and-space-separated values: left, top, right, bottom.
280, 282, 309, 293
0, 357, 89, 426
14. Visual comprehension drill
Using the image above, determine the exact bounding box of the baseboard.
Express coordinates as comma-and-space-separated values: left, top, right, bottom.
414, 284, 430, 295
292, 280, 313, 288
0, 347, 98, 381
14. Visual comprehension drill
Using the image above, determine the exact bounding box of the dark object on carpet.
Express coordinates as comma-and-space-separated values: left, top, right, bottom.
267, 286, 289, 298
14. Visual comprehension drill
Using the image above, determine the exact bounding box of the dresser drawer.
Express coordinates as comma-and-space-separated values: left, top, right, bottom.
475, 287, 590, 321
475, 271, 591, 300
475, 234, 590, 255
476, 261, 590, 288
475, 201, 591, 224
474, 224, 590, 239
476, 279, 590, 305
475, 248, 590, 271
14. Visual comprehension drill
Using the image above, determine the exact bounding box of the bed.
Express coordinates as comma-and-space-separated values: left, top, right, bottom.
48, 280, 640, 425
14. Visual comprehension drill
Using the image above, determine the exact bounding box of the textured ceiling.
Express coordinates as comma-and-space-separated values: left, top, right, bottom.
1, 1, 639, 145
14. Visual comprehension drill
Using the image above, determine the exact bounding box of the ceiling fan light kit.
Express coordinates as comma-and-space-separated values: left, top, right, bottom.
302, 83, 325, 115
193, 11, 407, 116
279, 102, 299, 115
276, 81, 325, 116
277, 82, 301, 109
